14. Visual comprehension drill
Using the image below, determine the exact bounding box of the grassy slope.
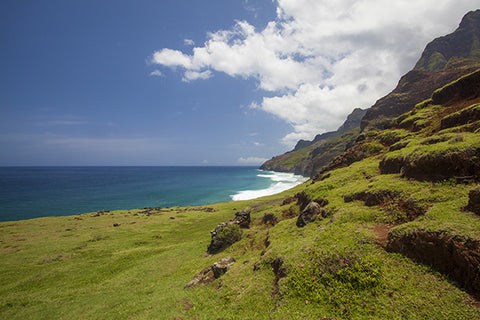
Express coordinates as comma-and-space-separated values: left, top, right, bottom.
2, 74, 480, 319
1, 160, 479, 319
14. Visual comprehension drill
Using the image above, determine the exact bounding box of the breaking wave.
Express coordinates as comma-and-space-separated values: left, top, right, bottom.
231, 170, 308, 201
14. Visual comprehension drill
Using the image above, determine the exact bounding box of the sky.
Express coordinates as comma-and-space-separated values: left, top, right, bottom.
1, 0, 479, 166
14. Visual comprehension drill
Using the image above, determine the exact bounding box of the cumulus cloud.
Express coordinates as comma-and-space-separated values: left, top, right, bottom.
151, 0, 479, 146
238, 156, 269, 164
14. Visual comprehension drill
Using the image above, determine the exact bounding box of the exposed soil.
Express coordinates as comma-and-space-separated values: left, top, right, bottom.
380, 149, 480, 182
386, 230, 480, 299
271, 257, 287, 297
372, 224, 394, 248
344, 190, 426, 223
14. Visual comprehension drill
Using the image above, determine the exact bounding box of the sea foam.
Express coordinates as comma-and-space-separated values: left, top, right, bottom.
231, 171, 308, 201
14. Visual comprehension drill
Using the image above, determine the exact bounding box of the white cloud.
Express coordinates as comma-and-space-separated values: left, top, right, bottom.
238, 156, 268, 164
183, 70, 212, 82
151, 0, 479, 147
149, 69, 163, 77
184, 39, 195, 46
152, 48, 192, 68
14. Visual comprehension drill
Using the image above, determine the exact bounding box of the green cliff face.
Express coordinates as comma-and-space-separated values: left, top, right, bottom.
262, 9, 480, 177
415, 10, 480, 72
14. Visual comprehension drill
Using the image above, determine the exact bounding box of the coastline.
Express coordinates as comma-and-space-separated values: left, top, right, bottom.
0, 166, 308, 223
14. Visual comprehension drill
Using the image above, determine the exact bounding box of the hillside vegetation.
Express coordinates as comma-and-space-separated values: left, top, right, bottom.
1, 69, 480, 319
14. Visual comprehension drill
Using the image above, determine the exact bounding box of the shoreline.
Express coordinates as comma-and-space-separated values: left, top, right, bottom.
0, 167, 308, 223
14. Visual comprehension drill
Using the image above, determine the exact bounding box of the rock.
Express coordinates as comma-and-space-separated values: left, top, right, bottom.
314, 198, 329, 207
206, 207, 251, 254
184, 266, 215, 289
185, 256, 235, 289
296, 202, 323, 227
232, 207, 251, 228
465, 188, 480, 215
207, 223, 242, 254
212, 256, 236, 278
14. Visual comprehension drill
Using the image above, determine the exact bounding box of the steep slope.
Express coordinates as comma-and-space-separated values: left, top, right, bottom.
415, 10, 480, 71
361, 9, 480, 130
293, 108, 366, 151
260, 108, 365, 176
262, 9, 480, 177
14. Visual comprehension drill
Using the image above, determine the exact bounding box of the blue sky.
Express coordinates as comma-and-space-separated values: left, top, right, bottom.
1, 0, 478, 166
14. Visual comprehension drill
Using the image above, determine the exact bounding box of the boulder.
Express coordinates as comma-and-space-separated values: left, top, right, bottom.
207, 223, 242, 254
212, 256, 236, 278
233, 207, 251, 228
296, 202, 324, 227
185, 256, 235, 288
184, 266, 215, 289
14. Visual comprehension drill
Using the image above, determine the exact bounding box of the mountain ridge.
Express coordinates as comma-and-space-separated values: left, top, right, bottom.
261, 9, 480, 178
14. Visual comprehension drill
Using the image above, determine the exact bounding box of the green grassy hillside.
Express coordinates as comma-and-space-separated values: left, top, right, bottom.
1, 70, 480, 319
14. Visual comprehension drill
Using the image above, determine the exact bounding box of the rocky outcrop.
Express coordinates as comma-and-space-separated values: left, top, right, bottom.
465, 188, 480, 215
185, 256, 235, 288
296, 202, 327, 227
207, 208, 251, 254
232, 207, 251, 228
386, 230, 480, 298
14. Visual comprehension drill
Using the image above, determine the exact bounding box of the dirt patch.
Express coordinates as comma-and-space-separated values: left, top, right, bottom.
387, 230, 480, 299
261, 213, 278, 226
464, 187, 480, 215
271, 257, 287, 297
344, 190, 426, 223
181, 299, 194, 310
372, 224, 394, 248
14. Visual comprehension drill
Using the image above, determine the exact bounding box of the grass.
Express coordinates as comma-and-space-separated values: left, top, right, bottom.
2, 73, 480, 319
1, 165, 479, 319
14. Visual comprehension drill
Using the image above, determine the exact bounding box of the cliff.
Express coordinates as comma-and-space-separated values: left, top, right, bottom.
261, 9, 480, 177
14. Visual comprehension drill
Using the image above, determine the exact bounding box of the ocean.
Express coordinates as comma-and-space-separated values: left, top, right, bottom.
0, 166, 307, 222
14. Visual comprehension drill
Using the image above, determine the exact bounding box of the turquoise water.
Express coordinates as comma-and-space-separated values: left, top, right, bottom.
0, 166, 306, 222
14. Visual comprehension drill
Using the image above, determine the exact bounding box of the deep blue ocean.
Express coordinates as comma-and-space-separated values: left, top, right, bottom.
0, 166, 307, 222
